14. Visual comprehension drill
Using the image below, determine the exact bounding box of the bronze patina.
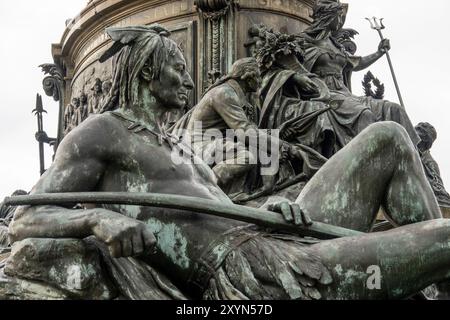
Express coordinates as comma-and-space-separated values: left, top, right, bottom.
1, 0, 450, 301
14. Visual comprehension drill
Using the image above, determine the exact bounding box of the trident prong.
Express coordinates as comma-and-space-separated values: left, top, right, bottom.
366, 16, 405, 108
365, 17, 375, 29
366, 17, 385, 31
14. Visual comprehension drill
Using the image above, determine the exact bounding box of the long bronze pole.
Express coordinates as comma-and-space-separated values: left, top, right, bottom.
366, 17, 405, 108
4, 192, 363, 240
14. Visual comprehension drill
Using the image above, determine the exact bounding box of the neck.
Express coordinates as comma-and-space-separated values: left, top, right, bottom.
233, 78, 250, 94
120, 87, 170, 134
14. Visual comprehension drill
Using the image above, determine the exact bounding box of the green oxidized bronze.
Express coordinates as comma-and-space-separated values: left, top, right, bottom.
1, 1, 450, 301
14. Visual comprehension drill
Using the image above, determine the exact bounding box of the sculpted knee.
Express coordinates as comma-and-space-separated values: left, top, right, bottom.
382, 122, 420, 165
366, 121, 409, 145
384, 121, 409, 141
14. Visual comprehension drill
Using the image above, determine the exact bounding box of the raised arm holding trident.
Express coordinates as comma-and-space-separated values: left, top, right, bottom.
298, 0, 420, 148
366, 17, 405, 108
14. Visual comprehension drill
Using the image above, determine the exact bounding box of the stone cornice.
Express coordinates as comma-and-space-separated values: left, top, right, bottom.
52, 0, 315, 67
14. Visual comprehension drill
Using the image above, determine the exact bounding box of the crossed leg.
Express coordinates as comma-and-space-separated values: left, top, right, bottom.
295, 122, 448, 299
296, 121, 441, 232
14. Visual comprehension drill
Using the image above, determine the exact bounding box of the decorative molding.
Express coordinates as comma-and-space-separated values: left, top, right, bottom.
40, 64, 66, 148
40, 64, 64, 102
196, 0, 236, 89
195, 0, 232, 20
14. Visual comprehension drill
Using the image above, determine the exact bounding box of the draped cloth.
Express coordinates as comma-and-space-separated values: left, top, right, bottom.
96, 243, 188, 300
171, 78, 330, 196
199, 226, 333, 300
258, 66, 369, 154
301, 43, 420, 146
95, 225, 333, 300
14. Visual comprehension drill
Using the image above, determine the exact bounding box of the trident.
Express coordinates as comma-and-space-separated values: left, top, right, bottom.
366, 17, 405, 108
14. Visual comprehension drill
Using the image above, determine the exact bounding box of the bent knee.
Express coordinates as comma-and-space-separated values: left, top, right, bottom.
362, 122, 418, 158
365, 121, 409, 143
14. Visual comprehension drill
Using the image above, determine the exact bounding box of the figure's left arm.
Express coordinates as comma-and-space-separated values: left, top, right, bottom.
353, 39, 390, 71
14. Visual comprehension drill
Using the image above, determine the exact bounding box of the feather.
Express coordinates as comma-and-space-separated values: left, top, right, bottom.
99, 24, 171, 63
99, 41, 126, 63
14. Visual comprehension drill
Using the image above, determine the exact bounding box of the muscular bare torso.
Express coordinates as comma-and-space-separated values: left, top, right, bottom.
83, 112, 244, 286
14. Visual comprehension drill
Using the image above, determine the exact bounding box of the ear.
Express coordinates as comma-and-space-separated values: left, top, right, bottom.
241, 72, 251, 81
141, 65, 153, 82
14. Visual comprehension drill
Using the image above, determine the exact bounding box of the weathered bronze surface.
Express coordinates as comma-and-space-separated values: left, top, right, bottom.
51, 0, 315, 137
1, 0, 450, 301
415, 122, 450, 207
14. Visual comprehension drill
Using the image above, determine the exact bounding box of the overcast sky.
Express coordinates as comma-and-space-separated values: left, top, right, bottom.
0, 0, 449, 198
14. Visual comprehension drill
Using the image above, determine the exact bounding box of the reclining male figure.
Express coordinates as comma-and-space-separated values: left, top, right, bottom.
10, 25, 450, 300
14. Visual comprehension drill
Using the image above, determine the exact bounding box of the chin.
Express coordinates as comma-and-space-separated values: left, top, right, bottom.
168, 100, 187, 110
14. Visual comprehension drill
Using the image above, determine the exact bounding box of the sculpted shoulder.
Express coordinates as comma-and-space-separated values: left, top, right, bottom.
205, 83, 240, 105
57, 113, 126, 161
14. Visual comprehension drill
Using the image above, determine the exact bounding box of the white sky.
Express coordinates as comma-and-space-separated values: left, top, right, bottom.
0, 0, 449, 197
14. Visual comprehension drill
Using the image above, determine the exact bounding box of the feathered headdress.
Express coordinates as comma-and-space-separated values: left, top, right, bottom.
99, 24, 171, 63
97, 24, 177, 113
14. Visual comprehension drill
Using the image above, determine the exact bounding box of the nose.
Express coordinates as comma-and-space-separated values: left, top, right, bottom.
183, 73, 195, 91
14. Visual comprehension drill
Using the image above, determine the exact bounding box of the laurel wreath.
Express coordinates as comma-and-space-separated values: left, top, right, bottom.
362, 71, 385, 100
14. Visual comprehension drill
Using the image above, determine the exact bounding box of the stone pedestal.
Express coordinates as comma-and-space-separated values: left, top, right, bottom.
51, 0, 314, 135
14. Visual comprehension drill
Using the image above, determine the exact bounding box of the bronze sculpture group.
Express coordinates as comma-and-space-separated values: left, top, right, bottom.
1, 0, 450, 300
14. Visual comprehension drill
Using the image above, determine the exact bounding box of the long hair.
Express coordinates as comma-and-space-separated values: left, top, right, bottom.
304, 0, 347, 41
98, 24, 179, 113
206, 57, 259, 94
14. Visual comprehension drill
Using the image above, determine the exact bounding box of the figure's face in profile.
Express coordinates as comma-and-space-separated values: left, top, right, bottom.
329, 12, 344, 32
150, 49, 194, 109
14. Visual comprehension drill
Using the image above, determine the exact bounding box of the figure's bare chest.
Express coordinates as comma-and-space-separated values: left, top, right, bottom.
117, 132, 189, 176
99, 131, 218, 197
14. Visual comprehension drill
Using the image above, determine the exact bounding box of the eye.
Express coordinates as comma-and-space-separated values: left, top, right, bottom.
175, 64, 186, 72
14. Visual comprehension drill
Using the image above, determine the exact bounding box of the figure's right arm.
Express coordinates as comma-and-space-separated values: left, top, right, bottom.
10, 116, 156, 257
211, 88, 291, 157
